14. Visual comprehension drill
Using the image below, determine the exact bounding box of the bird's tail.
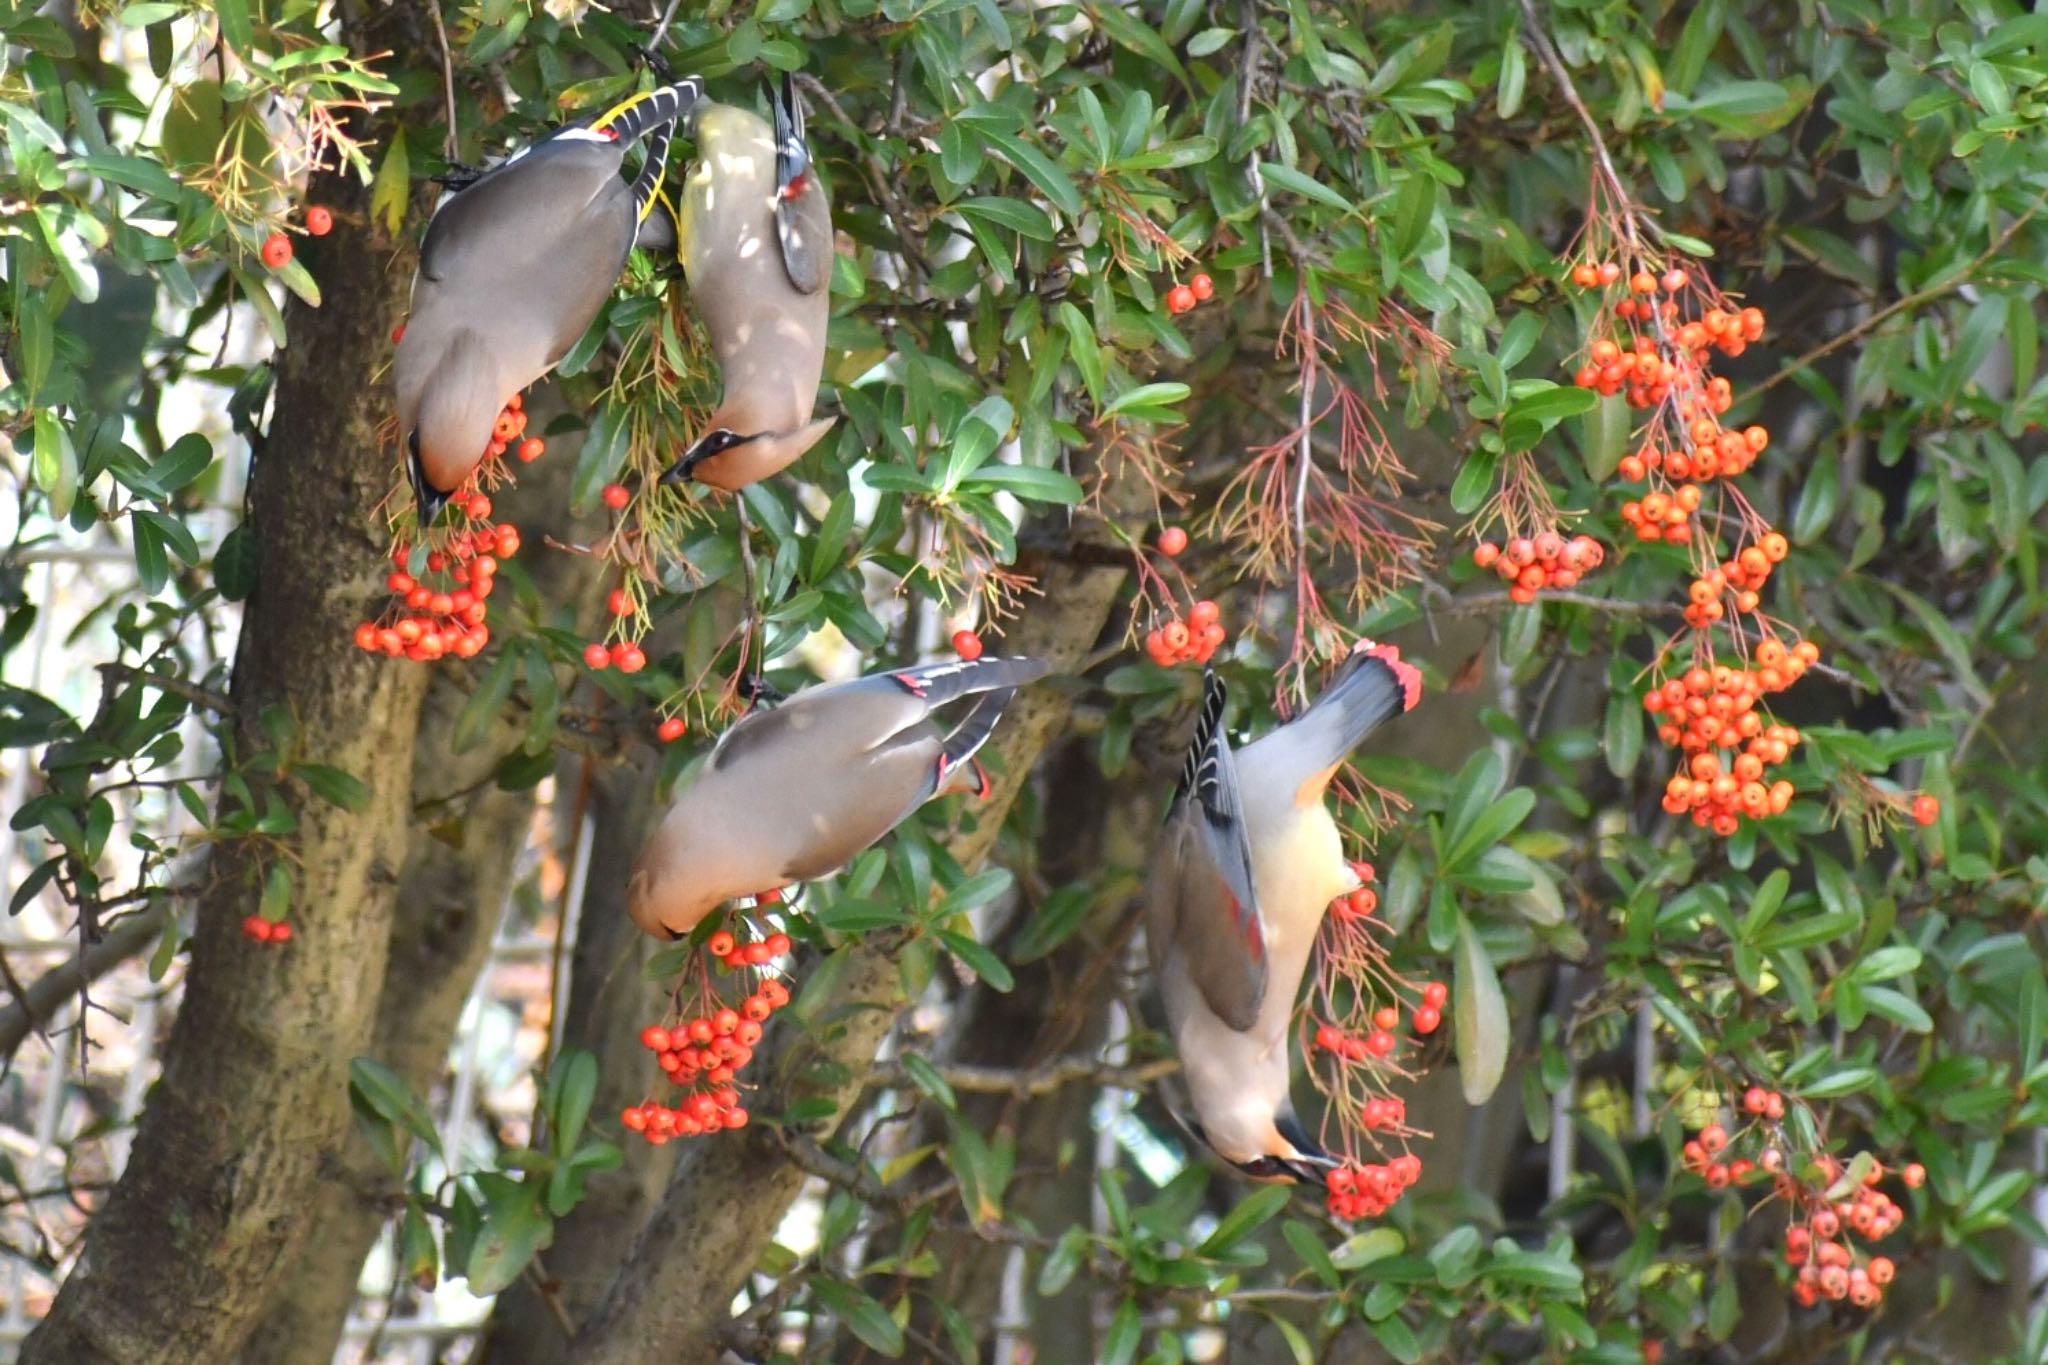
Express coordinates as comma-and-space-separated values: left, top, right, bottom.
882, 656, 1050, 709
1256, 641, 1422, 800
770, 70, 809, 189
931, 688, 1016, 798
600, 77, 705, 145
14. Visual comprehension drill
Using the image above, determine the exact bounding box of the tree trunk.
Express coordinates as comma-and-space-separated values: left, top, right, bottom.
232, 401, 611, 1364
480, 753, 680, 1363
21, 153, 428, 1364
568, 536, 1133, 1365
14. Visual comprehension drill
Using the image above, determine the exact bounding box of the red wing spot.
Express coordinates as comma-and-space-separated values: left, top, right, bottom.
600, 127, 621, 142
1223, 883, 1264, 959
935, 753, 953, 788
891, 672, 929, 697
970, 757, 991, 800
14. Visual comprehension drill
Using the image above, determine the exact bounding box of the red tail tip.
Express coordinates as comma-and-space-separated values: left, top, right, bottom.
1353, 638, 1423, 712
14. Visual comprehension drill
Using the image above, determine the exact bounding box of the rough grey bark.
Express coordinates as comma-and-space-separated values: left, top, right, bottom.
568, 533, 1133, 1365
480, 753, 679, 1364
233, 409, 610, 1365
20, 149, 431, 1365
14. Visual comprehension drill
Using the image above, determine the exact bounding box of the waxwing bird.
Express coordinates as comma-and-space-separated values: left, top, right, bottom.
1147, 642, 1423, 1185
627, 656, 1048, 940
658, 72, 835, 492
395, 78, 703, 523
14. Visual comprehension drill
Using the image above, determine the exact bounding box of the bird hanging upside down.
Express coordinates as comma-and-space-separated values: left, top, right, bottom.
1146, 641, 1423, 1185
394, 78, 703, 524
658, 71, 837, 493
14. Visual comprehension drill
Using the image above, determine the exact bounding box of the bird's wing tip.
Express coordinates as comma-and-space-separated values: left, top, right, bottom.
1351, 638, 1423, 712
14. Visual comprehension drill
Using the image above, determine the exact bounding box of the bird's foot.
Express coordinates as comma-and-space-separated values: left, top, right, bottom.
737, 674, 785, 708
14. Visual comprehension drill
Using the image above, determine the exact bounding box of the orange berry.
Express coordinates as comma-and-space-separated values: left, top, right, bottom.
1157, 526, 1188, 556
658, 716, 686, 743
1571, 263, 1599, 287
1630, 271, 1657, 294
1597, 262, 1621, 284
1661, 267, 1686, 292
1188, 599, 1220, 628
261, 232, 293, 269
1902, 1162, 1926, 1188
1167, 284, 1196, 314
1190, 272, 1214, 300
1911, 794, 1939, 826
306, 205, 334, 236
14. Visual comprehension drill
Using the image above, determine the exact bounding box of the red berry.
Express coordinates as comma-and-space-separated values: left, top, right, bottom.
608, 588, 634, 617
261, 232, 293, 269
602, 483, 631, 510
766, 933, 792, 956
615, 644, 647, 674
1421, 981, 1447, 1008
1190, 272, 1214, 301
657, 716, 686, 743
952, 630, 984, 661
270, 923, 293, 943
1412, 1006, 1441, 1034
1167, 284, 1196, 314
517, 437, 544, 462
1911, 794, 1939, 826
392, 323, 406, 344
1157, 526, 1188, 557
240, 914, 270, 941
306, 205, 334, 236
707, 931, 736, 957
640, 1026, 671, 1051
466, 495, 492, 521
583, 643, 612, 670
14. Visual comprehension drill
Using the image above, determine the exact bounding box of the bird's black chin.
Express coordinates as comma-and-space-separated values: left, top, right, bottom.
407, 438, 451, 526
660, 429, 758, 486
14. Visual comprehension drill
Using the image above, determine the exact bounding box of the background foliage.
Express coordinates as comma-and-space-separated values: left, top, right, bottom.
3, 0, 2048, 1361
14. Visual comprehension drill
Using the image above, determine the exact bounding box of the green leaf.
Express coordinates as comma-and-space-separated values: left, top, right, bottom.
349, 1056, 445, 1156
937, 928, 1014, 992
811, 1278, 905, 1356
463, 1179, 552, 1295
451, 648, 518, 754
1100, 1296, 1142, 1365
214, 523, 258, 601
67, 153, 181, 200
1101, 382, 1190, 418
1258, 160, 1352, 213
547, 1048, 599, 1148
371, 128, 410, 237
296, 763, 368, 813
32, 410, 78, 520
966, 464, 1084, 504
968, 123, 1083, 217
1196, 1184, 1291, 1256
955, 195, 1054, 241
1454, 919, 1509, 1105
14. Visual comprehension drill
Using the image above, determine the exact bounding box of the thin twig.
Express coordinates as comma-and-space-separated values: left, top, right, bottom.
647, 0, 687, 54
1751, 188, 2048, 397
868, 1053, 1178, 1099
1518, 0, 1638, 248
95, 663, 234, 717
792, 73, 931, 282
1238, 0, 1273, 278
0, 909, 165, 1071
735, 496, 762, 677
426, 0, 460, 161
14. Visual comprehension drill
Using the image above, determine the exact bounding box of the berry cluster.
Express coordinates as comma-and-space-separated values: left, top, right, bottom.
1471, 532, 1607, 605
1300, 859, 1439, 1222
1163, 273, 1215, 315
1682, 1090, 1923, 1311
1144, 598, 1227, 668
359, 393, 547, 663
1648, 653, 1816, 833
1324, 1153, 1423, 1222
355, 512, 520, 662
239, 915, 293, 944
622, 922, 795, 1144
1565, 253, 1824, 838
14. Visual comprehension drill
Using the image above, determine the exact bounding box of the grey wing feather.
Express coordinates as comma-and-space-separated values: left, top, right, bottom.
1157, 672, 1268, 1031
776, 182, 833, 296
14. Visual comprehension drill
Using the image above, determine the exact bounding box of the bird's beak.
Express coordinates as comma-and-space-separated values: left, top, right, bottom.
408, 439, 450, 526
656, 455, 695, 488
